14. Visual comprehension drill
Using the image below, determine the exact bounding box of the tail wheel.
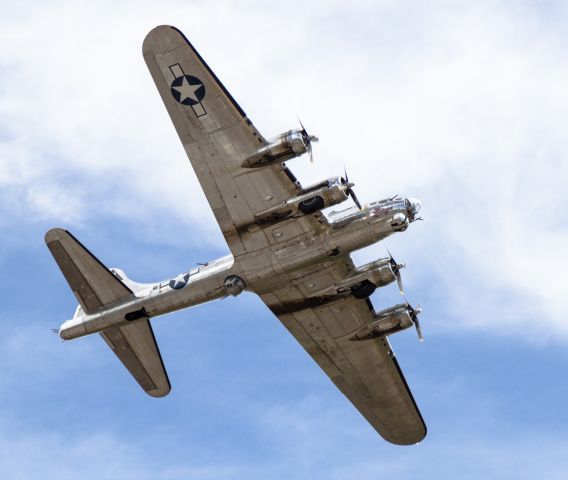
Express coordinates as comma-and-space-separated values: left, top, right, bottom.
351, 280, 377, 299
298, 196, 324, 214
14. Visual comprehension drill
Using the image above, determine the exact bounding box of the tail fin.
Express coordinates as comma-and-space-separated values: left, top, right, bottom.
45, 228, 170, 397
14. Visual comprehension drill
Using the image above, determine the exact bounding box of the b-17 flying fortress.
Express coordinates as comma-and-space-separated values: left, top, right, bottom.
46, 26, 426, 445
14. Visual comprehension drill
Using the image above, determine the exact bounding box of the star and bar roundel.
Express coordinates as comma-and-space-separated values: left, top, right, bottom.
169, 273, 190, 290
170, 75, 206, 105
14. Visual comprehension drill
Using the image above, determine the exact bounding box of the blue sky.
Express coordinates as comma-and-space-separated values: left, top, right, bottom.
1, 1, 568, 478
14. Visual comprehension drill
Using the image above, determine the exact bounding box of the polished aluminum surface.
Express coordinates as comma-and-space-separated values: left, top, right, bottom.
47, 25, 427, 446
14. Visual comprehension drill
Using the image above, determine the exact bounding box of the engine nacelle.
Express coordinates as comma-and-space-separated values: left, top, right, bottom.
292, 176, 350, 214
350, 304, 415, 341
254, 176, 349, 223
306, 256, 402, 299
242, 129, 309, 168
351, 258, 398, 289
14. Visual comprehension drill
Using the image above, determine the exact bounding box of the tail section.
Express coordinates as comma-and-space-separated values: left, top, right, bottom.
45, 228, 133, 313
100, 322, 171, 397
45, 228, 171, 397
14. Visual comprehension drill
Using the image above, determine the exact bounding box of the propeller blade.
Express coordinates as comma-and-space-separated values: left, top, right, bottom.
404, 299, 424, 342
347, 188, 362, 210
395, 270, 404, 296
341, 166, 361, 209
386, 248, 405, 295
352, 191, 361, 209
413, 303, 423, 341
414, 316, 424, 342
297, 117, 318, 162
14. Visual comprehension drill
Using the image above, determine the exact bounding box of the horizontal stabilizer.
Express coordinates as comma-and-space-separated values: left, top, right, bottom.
46, 228, 171, 397
45, 228, 132, 313
101, 321, 171, 397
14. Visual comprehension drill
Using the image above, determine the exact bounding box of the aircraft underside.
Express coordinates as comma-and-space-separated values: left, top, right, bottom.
46, 25, 427, 446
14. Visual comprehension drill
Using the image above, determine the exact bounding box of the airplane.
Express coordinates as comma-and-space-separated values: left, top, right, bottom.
45, 25, 426, 446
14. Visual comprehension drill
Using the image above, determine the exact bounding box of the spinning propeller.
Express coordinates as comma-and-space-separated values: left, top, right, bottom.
341, 167, 363, 210
405, 300, 424, 342
386, 248, 405, 295
298, 119, 318, 163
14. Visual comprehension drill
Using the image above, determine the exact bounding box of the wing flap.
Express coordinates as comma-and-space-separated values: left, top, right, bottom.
101, 320, 171, 398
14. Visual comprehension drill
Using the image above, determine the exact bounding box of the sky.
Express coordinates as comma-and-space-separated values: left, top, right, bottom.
1, 0, 568, 478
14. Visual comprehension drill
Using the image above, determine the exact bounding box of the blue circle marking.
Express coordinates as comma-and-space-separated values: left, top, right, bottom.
169, 273, 190, 290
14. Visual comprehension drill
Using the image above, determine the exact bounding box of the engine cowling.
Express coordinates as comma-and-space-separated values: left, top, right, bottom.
305, 256, 404, 298
350, 304, 415, 340
352, 258, 400, 289
242, 129, 311, 168
253, 176, 350, 223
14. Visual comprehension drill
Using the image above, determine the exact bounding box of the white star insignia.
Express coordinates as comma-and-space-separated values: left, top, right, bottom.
173, 77, 203, 103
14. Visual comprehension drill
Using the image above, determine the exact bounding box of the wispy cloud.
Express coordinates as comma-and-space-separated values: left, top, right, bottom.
0, 1, 566, 343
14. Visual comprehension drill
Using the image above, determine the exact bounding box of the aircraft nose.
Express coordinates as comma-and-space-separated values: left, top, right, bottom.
405, 197, 422, 222
408, 198, 422, 213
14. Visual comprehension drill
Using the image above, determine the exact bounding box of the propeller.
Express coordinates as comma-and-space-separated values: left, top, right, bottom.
341, 167, 363, 210
405, 300, 424, 342
298, 118, 318, 163
386, 248, 405, 295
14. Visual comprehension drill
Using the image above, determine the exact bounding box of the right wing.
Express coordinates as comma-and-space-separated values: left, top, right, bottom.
259, 257, 426, 445
143, 26, 328, 256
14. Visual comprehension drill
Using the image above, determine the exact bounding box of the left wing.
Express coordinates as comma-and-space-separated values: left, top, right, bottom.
259, 257, 426, 445
143, 26, 327, 256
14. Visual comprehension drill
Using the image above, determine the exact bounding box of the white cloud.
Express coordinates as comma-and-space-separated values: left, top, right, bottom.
1, 0, 567, 339
2, 392, 567, 480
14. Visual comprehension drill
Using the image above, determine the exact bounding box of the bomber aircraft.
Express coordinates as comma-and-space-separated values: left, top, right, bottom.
46, 26, 426, 445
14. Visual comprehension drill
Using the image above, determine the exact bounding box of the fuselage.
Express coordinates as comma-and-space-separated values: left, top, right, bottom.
59, 196, 421, 340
